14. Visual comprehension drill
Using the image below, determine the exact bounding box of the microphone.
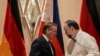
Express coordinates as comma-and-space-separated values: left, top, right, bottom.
68, 35, 100, 53
68, 35, 76, 42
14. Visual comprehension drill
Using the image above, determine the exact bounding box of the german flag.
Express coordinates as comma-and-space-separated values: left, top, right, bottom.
80, 0, 100, 50
0, 0, 26, 56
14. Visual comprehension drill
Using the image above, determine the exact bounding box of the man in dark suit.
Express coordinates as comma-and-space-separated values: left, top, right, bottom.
30, 22, 57, 56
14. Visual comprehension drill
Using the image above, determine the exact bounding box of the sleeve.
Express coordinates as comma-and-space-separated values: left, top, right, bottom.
85, 36, 100, 56
65, 39, 71, 56
29, 40, 41, 56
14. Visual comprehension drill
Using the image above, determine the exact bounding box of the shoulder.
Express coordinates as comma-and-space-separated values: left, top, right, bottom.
82, 31, 95, 39
79, 31, 97, 44
79, 30, 94, 39
32, 36, 46, 45
76, 30, 97, 44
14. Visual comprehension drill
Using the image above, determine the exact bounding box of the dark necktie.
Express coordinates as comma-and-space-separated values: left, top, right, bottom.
48, 41, 54, 56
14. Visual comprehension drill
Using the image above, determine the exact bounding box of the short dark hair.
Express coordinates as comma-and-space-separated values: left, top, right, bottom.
65, 20, 79, 30
42, 22, 57, 34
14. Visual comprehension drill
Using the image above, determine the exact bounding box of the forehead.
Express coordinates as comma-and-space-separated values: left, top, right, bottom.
64, 23, 71, 30
50, 25, 57, 29
64, 23, 68, 28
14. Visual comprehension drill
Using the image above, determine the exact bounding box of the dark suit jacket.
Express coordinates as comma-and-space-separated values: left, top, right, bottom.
30, 36, 55, 56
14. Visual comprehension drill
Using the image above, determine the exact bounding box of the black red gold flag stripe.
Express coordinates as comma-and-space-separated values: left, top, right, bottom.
2, 0, 26, 56
80, 0, 100, 50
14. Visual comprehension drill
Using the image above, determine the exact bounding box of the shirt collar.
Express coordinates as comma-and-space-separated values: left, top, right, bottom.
75, 30, 82, 39
42, 34, 49, 42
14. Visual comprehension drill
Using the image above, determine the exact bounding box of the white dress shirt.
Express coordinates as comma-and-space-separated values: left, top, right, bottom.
65, 30, 100, 56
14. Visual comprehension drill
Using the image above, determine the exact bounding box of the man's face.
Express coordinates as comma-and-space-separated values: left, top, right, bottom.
47, 26, 57, 39
64, 24, 72, 37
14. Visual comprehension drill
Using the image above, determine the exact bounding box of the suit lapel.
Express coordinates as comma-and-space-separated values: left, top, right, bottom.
41, 36, 54, 56
49, 41, 55, 56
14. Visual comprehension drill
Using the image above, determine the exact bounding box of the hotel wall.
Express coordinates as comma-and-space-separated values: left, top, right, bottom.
58, 0, 82, 52
0, 0, 7, 43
